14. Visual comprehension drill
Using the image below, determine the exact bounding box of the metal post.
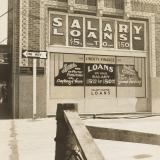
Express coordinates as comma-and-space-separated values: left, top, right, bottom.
33, 58, 37, 119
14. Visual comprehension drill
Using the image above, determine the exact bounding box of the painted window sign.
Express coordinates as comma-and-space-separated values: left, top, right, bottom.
116, 57, 143, 87
68, 16, 83, 47
117, 21, 130, 49
50, 13, 146, 51
54, 62, 84, 86
50, 14, 66, 45
54, 54, 144, 88
85, 18, 100, 48
117, 65, 142, 87
102, 20, 115, 48
85, 63, 116, 86
132, 23, 144, 50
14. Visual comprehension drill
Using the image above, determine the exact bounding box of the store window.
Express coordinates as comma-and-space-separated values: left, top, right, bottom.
117, 57, 146, 97
50, 53, 146, 99
50, 13, 146, 51
85, 55, 116, 98
50, 53, 84, 99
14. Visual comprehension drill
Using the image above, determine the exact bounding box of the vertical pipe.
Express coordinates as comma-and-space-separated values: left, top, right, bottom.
33, 58, 37, 119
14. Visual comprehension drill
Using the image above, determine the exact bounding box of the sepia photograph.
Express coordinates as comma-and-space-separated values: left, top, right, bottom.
0, 0, 160, 159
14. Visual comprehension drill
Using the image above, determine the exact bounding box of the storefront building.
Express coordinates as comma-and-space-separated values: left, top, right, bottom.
8, 0, 160, 118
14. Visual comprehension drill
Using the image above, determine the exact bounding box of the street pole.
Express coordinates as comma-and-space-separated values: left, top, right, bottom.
33, 58, 37, 119
22, 50, 47, 119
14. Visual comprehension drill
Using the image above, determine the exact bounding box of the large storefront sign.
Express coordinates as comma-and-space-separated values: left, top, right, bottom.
50, 13, 146, 51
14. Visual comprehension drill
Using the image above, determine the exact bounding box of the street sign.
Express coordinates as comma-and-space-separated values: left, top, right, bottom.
22, 50, 47, 119
22, 50, 47, 59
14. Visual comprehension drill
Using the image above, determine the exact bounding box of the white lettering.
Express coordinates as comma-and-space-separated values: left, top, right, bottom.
71, 19, 81, 29
104, 24, 112, 32
120, 34, 128, 41
53, 17, 63, 27
70, 30, 81, 37
119, 24, 128, 33
133, 25, 142, 34
87, 21, 97, 31
103, 33, 112, 40
87, 32, 97, 39
53, 28, 63, 35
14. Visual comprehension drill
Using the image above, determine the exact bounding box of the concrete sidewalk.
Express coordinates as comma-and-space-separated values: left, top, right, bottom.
0, 118, 56, 160
0, 115, 160, 160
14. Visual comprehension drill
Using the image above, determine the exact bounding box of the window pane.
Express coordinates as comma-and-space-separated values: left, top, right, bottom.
85, 55, 116, 98
50, 53, 84, 99
117, 57, 146, 97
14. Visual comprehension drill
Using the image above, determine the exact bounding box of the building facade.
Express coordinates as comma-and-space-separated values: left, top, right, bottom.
7, 0, 160, 118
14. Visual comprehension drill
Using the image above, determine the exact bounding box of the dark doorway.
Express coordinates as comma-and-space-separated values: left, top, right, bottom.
0, 64, 12, 119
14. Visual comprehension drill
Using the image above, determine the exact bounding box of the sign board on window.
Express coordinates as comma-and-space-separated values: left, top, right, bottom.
85, 55, 116, 86
54, 62, 84, 86
50, 14, 66, 45
85, 18, 100, 48
117, 21, 130, 49
50, 13, 146, 51
132, 23, 144, 50
102, 20, 115, 48
68, 16, 83, 47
